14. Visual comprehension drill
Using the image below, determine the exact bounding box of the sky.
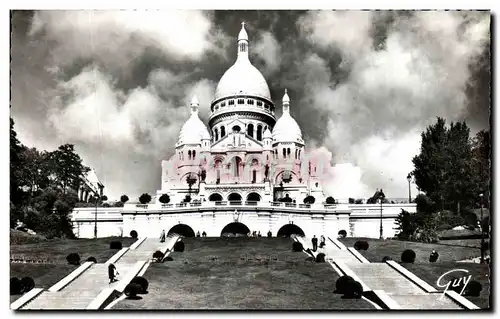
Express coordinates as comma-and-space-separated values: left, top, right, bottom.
10, 10, 491, 201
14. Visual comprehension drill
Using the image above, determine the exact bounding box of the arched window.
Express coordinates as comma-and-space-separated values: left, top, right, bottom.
295, 149, 298, 159
188, 150, 192, 160
257, 101, 263, 107
215, 160, 222, 184
214, 128, 219, 141
252, 170, 257, 183
221, 102, 226, 107
257, 125, 262, 141
193, 150, 196, 160
247, 99, 254, 105
287, 148, 291, 156
233, 157, 242, 177
221, 126, 226, 138
282, 148, 286, 158
247, 124, 254, 138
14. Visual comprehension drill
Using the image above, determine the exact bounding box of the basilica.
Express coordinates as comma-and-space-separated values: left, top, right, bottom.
157, 23, 326, 206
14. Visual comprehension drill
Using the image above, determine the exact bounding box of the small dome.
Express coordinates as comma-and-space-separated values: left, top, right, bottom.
263, 127, 272, 139
177, 113, 210, 146
238, 22, 248, 41
282, 88, 290, 104
272, 112, 303, 144
214, 59, 271, 101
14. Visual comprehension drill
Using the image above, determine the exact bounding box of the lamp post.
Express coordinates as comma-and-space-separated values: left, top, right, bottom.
407, 173, 412, 203
379, 189, 385, 239
479, 193, 485, 264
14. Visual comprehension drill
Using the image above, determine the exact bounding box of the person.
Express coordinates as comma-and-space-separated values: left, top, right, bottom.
196, 231, 201, 237
312, 235, 318, 251
202, 231, 207, 237
319, 235, 326, 248
108, 263, 119, 284
258, 231, 262, 237
267, 230, 272, 237
159, 229, 166, 243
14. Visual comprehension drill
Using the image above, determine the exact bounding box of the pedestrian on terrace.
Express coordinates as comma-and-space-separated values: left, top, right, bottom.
312, 235, 318, 252
320, 235, 326, 248
160, 229, 166, 243
108, 263, 119, 284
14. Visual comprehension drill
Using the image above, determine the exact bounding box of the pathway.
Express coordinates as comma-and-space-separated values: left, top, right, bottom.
21, 236, 178, 310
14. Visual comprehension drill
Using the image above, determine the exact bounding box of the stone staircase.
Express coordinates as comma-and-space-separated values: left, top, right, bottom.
21, 236, 178, 310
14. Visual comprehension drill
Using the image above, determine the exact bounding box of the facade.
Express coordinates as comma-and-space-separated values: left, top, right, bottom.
78, 169, 105, 202
158, 23, 324, 206
70, 23, 417, 239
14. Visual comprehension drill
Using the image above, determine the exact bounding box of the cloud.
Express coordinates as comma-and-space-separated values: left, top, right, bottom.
295, 11, 490, 198
253, 31, 281, 75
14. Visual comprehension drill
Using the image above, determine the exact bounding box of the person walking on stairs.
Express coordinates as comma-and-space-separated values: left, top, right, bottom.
312, 235, 318, 252
160, 229, 166, 243
319, 235, 326, 248
196, 231, 201, 237
267, 230, 272, 237
108, 263, 119, 284
202, 231, 207, 237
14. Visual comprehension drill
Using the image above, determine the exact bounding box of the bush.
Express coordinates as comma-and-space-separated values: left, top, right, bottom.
326, 196, 336, 204
66, 253, 81, 265
165, 256, 174, 261
130, 276, 149, 294
344, 280, 363, 299
20, 277, 35, 293
401, 249, 416, 263
10, 277, 22, 295
335, 276, 355, 294
382, 256, 392, 262
292, 241, 304, 252
348, 198, 355, 204
120, 195, 129, 203
87, 256, 97, 263
130, 230, 138, 238
355, 199, 364, 204
124, 283, 142, 298
139, 193, 152, 204
316, 253, 326, 263
110, 241, 123, 250
464, 281, 482, 297
354, 241, 368, 250
338, 230, 347, 238
159, 194, 171, 204
183, 195, 192, 203
303, 195, 315, 204
153, 250, 165, 261
174, 241, 185, 252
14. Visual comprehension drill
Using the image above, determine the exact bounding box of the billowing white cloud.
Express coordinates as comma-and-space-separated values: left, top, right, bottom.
254, 31, 281, 75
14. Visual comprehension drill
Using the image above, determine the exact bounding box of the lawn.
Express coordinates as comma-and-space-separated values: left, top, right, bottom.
338, 237, 482, 263
404, 263, 491, 309
338, 237, 490, 309
10, 234, 137, 303
114, 237, 375, 310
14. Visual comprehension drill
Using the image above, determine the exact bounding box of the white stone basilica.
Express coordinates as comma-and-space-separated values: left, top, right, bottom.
158, 23, 325, 205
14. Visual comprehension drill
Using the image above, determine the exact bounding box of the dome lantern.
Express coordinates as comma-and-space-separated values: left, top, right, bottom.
282, 88, 290, 113
190, 95, 200, 114
237, 22, 249, 60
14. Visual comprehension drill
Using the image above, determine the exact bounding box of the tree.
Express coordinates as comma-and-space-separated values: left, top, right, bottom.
412, 118, 477, 212
10, 118, 24, 206
159, 194, 170, 204
472, 130, 491, 208
325, 196, 336, 204
46, 144, 90, 195
139, 193, 152, 204
18, 147, 51, 196
120, 195, 129, 204
303, 195, 315, 204
186, 174, 197, 196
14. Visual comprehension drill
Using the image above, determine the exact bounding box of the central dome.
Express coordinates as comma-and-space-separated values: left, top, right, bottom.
214, 59, 271, 101
213, 23, 271, 102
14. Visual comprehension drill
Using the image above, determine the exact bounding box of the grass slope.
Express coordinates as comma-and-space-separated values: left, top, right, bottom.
115, 237, 374, 310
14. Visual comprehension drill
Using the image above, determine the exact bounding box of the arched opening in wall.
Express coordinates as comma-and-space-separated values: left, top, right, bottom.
221, 126, 226, 138
208, 193, 223, 201
247, 124, 254, 138
232, 125, 241, 133
247, 192, 261, 202
221, 222, 250, 237
257, 125, 262, 141
227, 193, 242, 202
232, 157, 242, 177
277, 224, 305, 237
168, 224, 195, 237
252, 170, 257, 183
214, 129, 219, 141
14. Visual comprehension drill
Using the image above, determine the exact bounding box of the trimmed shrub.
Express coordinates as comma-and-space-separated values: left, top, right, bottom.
292, 241, 304, 252
174, 241, 185, 252
335, 276, 355, 294
338, 230, 347, 238
326, 196, 336, 204
354, 241, 363, 250
316, 253, 326, 263
124, 283, 141, 298
153, 250, 165, 261
165, 256, 174, 261
66, 253, 81, 265
344, 280, 363, 299
87, 256, 97, 263
382, 256, 392, 262
401, 249, 416, 263
356, 241, 369, 250
20, 277, 35, 293
130, 230, 138, 238
429, 253, 439, 263
10, 277, 22, 295
110, 241, 122, 250
130, 276, 149, 294
159, 194, 171, 204
464, 281, 482, 297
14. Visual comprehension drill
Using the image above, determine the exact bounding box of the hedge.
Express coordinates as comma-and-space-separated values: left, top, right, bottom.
66, 253, 81, 265
174, 241, 185, 252
130, 276, 149, 294
110, 241, 123, 250
130, 230, 138, 238
401, 249, 416, 263
292, 241, 303, 252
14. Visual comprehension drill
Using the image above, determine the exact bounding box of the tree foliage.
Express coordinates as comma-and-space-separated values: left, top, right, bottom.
120, 195, 129, 203
139, 193, 152, 204
159, 194, 170, 204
